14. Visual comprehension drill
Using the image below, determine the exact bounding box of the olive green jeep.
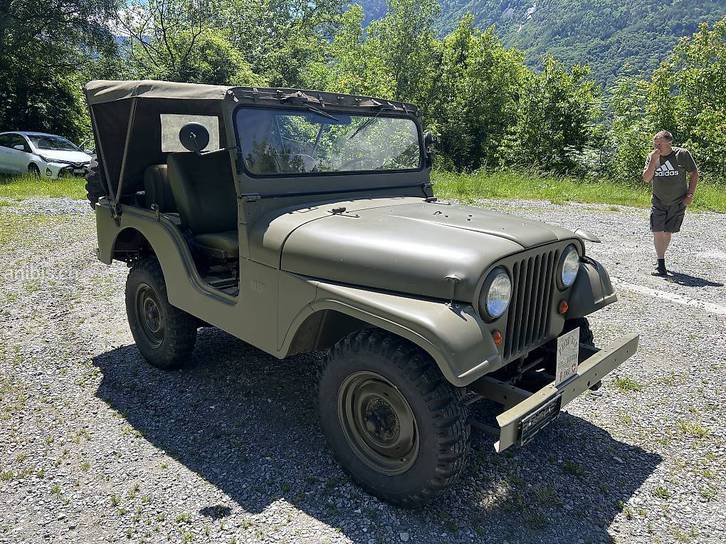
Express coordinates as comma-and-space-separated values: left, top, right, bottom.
84, 80, 638, 505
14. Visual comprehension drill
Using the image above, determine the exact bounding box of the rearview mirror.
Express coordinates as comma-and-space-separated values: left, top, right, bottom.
179, 122, 210, 154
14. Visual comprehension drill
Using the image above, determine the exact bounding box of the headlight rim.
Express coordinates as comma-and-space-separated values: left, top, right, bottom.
479, 266, 512, 321
557, 244, 580, 290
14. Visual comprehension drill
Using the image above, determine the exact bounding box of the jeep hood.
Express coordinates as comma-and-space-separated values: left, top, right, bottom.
276, 200, 578, 302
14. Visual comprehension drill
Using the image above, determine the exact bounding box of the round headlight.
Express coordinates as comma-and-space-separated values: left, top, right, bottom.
560, 245, 580, 288
482, 268, 511, 320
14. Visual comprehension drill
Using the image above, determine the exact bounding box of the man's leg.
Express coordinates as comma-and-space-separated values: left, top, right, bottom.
654, 231, 672, 258
652, 231, 670, 276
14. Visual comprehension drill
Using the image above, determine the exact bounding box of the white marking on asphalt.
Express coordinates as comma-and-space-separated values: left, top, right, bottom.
611, 279, 726, 316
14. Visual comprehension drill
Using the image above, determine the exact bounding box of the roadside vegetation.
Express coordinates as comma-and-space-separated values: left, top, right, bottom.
2, 171, 725, 213
433, 171, 726, 213
0, 175, 85, 200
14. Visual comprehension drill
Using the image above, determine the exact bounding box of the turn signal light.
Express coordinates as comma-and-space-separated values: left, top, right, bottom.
558, 300, 569, 314
492, 330, 503, 346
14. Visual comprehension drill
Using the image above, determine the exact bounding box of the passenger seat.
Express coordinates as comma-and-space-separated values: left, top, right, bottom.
167, 151, 239, 262
143, 164, 176, 212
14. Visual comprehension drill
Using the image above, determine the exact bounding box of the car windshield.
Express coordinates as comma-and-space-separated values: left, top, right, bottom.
235, 107, 421, 176
28, 135, 79, 151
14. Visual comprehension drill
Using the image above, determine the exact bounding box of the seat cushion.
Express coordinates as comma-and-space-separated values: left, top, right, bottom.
167, 151, 236, 234
143, 164, 175, 212
194, 231, 239, 261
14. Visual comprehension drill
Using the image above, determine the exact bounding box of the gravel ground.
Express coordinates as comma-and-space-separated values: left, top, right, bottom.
1, 197, 724, 544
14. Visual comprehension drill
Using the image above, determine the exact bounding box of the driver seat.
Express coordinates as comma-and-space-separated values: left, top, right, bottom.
167, 151, 239, 262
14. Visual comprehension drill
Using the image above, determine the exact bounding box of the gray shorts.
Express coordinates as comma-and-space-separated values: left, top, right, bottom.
650, 199, 686, 233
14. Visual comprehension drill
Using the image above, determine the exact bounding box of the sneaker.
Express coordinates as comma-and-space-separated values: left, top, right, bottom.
651, 264, 667, 277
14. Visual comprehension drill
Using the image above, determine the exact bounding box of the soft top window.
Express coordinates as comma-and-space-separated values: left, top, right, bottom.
235, 107, 421, 176
160, 114, 220, 153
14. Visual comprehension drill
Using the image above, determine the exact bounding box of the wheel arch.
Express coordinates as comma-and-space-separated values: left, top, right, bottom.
281, 282, 502, 387
111, 226, 155, 263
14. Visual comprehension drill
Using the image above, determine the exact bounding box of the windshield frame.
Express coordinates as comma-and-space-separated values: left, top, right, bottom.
232, 104, 425, 179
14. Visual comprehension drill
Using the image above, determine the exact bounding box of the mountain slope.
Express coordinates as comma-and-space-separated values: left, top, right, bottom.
358, 0, 726, 84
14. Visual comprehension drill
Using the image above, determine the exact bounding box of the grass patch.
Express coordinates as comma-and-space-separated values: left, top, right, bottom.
614, 377, 643, 392
0, 174, 85, 200
433, 170, 726, 212
653, 486, 671, 500
677, 420, 710, 439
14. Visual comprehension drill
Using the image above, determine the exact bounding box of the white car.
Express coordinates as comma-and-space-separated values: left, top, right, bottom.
0, 131, 92, 178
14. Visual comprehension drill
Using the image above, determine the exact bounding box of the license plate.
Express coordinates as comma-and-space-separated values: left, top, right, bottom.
556, 327, 580, 386
519, 395, 562, 445
73, 169, 86, 175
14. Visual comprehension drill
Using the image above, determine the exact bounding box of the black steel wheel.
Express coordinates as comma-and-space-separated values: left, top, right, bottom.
318, 329, 470, 506
338, 370, 420, 476
125, 257, 197, 369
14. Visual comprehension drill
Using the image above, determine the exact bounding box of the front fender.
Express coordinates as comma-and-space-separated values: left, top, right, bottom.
567, 257, 617, 318
298, 280, 502, 387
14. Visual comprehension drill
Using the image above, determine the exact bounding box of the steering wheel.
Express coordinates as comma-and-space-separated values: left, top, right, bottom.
338, 156, 367, 170
294, 153, 318, 172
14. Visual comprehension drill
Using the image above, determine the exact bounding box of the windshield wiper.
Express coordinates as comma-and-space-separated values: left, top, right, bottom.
347, 106, 391, 141
304, 105, 340, 123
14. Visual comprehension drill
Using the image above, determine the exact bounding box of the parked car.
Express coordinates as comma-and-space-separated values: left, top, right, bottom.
85, 80, 638, 506
0, 131, 92, 178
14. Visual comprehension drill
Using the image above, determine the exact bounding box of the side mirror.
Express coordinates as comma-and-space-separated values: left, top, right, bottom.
13, 144, 25, 151
179, 122, 210, 154
423, 131, 437, 167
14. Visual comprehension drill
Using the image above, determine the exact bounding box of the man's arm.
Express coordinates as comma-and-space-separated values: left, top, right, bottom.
683, 170, 699, 206
642, 150, 660, 183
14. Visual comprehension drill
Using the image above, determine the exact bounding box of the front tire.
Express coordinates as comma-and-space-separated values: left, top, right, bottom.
318, 329, 470, 506
28, 163, 40, 177
125, 257, 197, 369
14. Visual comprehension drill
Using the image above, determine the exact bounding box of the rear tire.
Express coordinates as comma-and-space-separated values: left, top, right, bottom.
125, 257, 197, 369
85, 157, 106, 209
318, 329, 470, 506
28, 163, 40, 177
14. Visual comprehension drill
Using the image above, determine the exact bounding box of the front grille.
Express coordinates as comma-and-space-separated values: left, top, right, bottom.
503, 248, 559, 359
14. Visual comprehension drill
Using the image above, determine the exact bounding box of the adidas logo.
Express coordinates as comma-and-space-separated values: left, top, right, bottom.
655, 160, 680, 177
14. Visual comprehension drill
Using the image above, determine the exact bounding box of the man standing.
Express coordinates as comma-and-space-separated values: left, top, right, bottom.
642, 130, 698, 276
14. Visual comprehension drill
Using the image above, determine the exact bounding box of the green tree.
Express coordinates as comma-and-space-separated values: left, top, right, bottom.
499, 56, 602, 174
304, 4, 393, 97
215, 0, 343, 87
608, 18, 726, 184
119, 0, 263, 86
658, 18, 726, 181
0, 0, 118, 141
608, 77, 652, 182
431, 16, 525, 170
366, 0, 441, 111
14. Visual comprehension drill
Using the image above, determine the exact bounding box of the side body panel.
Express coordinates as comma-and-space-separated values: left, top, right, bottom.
96, 202, 281, 355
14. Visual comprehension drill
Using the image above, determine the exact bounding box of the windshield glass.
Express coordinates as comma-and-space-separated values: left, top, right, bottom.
28, 135, 79, 151
235, 107, 421, 175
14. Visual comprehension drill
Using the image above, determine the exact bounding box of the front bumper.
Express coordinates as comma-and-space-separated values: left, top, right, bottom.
44, 162, 89, 179
490, 333, 639, 452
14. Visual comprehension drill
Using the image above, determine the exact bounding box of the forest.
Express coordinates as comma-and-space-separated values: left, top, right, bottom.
0, 0, 724, 184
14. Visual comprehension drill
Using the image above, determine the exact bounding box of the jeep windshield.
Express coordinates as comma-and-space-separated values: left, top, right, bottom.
235, 107, 422, 176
